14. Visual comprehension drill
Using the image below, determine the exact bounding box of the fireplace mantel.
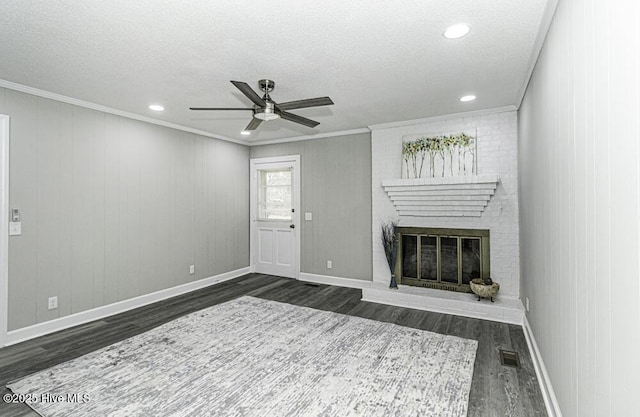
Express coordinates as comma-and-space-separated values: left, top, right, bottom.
381, 175, 500, 217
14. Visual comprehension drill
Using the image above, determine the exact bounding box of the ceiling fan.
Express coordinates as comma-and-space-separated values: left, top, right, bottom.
189, 79, 334, 131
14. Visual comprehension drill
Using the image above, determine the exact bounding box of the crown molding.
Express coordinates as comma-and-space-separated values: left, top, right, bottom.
367, 105, 517, 131
247, 127, 371, 146
0, 79, 248, 146
515, 0, 560, 108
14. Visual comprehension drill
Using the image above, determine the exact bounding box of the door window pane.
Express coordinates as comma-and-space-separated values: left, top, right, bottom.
258, 169, 292, 220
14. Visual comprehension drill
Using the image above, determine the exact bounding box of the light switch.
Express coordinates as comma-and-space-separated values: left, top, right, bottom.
9, 222, 21, 236
304, 212, 312, 221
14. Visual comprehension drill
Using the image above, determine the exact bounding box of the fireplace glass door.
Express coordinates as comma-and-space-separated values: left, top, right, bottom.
397, 227, 489, 292
420, 236, 437, 280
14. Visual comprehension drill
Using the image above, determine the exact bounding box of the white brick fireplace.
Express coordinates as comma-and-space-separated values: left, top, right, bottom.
364, 108, 524, 324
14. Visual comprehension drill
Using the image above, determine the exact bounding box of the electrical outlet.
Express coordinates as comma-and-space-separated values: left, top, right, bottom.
9, 222, 21, 236
525, 297, 530, 312
327, 260, 332, 269
189, 265, 195, 275
48, 296, 58, 310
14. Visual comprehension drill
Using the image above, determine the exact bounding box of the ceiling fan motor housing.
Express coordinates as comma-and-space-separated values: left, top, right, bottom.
258, 79, 276, 93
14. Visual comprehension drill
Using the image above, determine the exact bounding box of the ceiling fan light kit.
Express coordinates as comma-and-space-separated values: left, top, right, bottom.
254, 102, 280, 121
189, 79, 333, 132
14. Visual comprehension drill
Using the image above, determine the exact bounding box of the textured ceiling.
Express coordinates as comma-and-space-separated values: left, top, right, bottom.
0, 1, 550, 144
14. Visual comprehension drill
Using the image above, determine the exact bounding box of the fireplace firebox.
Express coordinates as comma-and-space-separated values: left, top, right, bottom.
395, 227, 490, 293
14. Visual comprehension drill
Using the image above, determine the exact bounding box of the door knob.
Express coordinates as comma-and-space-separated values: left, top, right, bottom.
289, 224, 295, 229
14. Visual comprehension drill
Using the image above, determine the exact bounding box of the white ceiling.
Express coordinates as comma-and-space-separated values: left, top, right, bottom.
0, 0, 551, 144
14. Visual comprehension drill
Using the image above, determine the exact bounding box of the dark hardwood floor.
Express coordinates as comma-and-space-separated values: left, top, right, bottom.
0, 274, 547, 416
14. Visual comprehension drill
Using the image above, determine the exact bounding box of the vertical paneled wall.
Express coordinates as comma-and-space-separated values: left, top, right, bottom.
518, 0, 640, 416
250, 133, 372, 281
0, 88, 249, 331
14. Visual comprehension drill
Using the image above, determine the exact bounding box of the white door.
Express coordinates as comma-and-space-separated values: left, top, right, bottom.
250, 156, 300, 279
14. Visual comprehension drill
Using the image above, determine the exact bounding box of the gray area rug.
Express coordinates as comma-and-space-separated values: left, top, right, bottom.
8, 296, 477, 416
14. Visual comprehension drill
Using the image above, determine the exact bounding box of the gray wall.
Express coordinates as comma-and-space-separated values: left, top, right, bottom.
518, 0, 640, 415
0, 88, 249, 331
250, 133, 372, 281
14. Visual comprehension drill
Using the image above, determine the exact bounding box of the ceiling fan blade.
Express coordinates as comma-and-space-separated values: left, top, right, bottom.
276, 97, 334, 111
244, 117, 263, 131
189, 107, 254, 111
231, 81, 266, 107
279, 111, 320, 128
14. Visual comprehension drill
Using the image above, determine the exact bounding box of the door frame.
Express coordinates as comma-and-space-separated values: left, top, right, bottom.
249, 155, 301, 279
0, 115, 9, 347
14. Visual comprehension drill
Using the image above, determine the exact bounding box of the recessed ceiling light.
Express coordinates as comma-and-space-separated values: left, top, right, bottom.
444, 23, 471, 39
240, 130, 251, 136
459, 95, 476, 102
148, 104, 164, 111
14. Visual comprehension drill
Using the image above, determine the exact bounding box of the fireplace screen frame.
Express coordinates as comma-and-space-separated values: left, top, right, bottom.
395, 227, 490, 293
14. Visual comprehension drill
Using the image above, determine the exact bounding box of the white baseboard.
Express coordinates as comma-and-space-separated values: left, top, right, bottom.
523, 315, 563, 417
3, 267, 250, 347
299, 272, 372, 289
